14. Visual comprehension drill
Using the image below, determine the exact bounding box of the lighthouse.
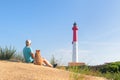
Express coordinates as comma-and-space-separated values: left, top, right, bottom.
68, 22, 85, 66
72, 22, 78, 62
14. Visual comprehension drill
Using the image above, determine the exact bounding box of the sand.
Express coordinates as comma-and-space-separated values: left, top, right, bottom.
0, 60, 107, 80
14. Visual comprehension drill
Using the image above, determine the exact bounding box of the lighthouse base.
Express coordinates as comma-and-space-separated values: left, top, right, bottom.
68, 62, 85, 66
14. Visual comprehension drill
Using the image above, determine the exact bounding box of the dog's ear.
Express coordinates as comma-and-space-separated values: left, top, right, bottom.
38, 50, 40, 52
36, 50, 38, 52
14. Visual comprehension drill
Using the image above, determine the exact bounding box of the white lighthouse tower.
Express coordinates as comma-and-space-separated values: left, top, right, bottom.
68, 22, 85, 66
72, 22, 78, 62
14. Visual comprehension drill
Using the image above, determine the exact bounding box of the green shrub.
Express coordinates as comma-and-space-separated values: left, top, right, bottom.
0, 46, 16, 60
65, 62, 120, 79
100, 62, 120, 73
103, 72, 120, 80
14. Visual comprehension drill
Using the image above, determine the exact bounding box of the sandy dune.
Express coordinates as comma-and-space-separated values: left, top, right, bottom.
0, 61, 107, 80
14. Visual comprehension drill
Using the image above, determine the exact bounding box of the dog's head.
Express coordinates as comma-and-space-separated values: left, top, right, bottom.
35, 50, 40, 57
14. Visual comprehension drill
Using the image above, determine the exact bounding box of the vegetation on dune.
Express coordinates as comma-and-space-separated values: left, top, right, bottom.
12, 53, 25, 62
0, 46, 16, 60
0, 46, 25, 62
50, 54, 63, 66
100, 62, 120, 73
50, 55, 56, 65
52, 56, 120, 80
99, 62, 120, 79
65, 62, 120, 80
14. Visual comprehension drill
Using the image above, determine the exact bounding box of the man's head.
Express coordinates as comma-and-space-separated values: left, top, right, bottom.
26, 40, 31, 46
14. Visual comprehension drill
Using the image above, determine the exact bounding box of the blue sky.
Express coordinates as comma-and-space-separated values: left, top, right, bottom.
0, 0, 120, 65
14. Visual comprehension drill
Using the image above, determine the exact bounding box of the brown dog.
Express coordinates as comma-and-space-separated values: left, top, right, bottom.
34, 50, 43, 65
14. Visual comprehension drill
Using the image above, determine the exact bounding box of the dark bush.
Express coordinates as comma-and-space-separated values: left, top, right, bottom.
100, 62, 120, 73
0, 46, 16, 60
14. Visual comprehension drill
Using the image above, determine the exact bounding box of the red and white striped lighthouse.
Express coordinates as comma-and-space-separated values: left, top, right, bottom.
68, 23, 85, 66
72, 22, 78, 62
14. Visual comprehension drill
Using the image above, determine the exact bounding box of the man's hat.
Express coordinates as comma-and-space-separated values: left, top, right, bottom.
26, 40, 31, 44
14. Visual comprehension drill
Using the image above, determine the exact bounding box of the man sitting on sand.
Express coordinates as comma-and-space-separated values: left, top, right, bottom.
23, 40, 57, 68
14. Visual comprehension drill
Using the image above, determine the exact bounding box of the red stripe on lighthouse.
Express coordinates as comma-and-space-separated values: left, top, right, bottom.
72, 23, 78, 42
